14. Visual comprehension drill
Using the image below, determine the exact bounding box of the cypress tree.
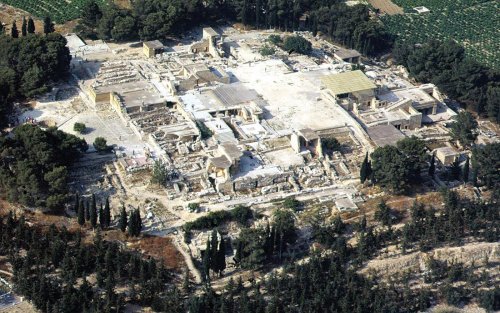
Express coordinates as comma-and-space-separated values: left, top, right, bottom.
127, 209, 142, 237
135, 209, 142, 236
43, 16, 54, 34
360, 152, 369, 183
471, 166, 478, 186
234, 241, 243, 265
104, 198, 111, 227
90, 196, 97, 229
217, 236, 226, 276
118, 206, 127, 232
462, 156, 470, 183
78, 200, 85, 226
210, 229, 219, 274
429, 153, 436, 177
367, 159, 372, 180
182, 266, 190, 293
0, 22, 3, 34
202, 239, 211, 281
21, 17, 27, 37
85, 200, 90, 221
99, 203, 105, 229
27, 17, 35, 34
73, 194, 79, 212
11, 21, 18, 38
127, 210, 135, 236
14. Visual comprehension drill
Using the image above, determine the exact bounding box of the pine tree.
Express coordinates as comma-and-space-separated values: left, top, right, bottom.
429, 153, 436, 177
104, 198, 111, 227
11, 21, 18, 38
0, 22, 4, 34
90, 195, 97, 229
43, 16, 54, 34
462, 156, 470, 183
78, 200, 85, 226
27, 17, 35, 34
118, 206, 127, 232
21, 17, 27, 37
360, 152, 370, 183
375, 200, 392, 227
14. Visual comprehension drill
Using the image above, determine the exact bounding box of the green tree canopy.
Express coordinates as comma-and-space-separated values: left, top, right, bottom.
449, 111, 478, 147
283, 35, 312, 55
0, 125, 87, 209
93, 137, 110, 152
371, 145, 411, 193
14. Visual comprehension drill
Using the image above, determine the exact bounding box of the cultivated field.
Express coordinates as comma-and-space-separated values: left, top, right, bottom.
0, 0, 108, 23
368, 0, 404, 15
383, 0, 500, 69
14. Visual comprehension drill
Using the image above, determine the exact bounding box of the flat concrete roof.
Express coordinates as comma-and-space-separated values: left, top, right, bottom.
144, 40, 164, 49
366, 124, 406, 147
334, 48, 361, 60
434, 146, 459, 156
184, 63, 210, 74
378, 87, 436, 107
157, 122, 199, 138
321, 70, 376, 95
95, 80, 164, 108
209, 155, 232, 169
220, 143, 243, 160
298, 128, 319, 141
211, 84, 260, 107
203, 27, 219, 37
65, 33, 86, 51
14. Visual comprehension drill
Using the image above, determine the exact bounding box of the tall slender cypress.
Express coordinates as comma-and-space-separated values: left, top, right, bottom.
27, 17, 35, 34
210, 229, 219, 274
429, 153, 436, 177
104, 198, 111, 227
118, 206, 127, 232
90, 195, 97, 229
99, 203, 105, 229
77, 200, 85, 226
217, 236, 226, 276
43, 16, 54, 35
21, 17, 27, 37
11, 21, 18, 38
360, 152, 369, 183
85, 200, 90, 221
73, 194, 79, 212
462, 156, 470, 183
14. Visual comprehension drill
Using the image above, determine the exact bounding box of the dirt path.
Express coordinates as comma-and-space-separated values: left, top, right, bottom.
171, 234, 202, 284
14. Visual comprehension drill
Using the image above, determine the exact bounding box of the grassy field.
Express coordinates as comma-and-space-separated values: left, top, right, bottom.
382, 0, 499, 69
0, 0, 109, 23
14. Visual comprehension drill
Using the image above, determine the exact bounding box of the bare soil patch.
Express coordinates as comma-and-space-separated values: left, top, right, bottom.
128, 235, 185, 271
368, 0, 404, 15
